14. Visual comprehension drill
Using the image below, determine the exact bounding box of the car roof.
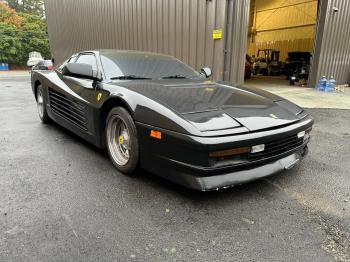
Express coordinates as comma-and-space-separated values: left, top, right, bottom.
69, 49, 178, 63
98, 49, 175, 59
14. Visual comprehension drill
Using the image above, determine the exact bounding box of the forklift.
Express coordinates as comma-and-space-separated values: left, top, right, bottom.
252, 49, 281, 76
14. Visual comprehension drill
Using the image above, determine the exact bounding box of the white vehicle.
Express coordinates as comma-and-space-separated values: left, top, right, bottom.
27, 51, 44, 67
252, 59, 268, 76
252, 49, 281, 76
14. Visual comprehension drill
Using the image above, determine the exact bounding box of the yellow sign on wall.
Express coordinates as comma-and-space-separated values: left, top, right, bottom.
212, 29, 222, 40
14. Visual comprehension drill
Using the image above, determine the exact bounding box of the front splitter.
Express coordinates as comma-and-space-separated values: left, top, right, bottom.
183, 151, 305, 191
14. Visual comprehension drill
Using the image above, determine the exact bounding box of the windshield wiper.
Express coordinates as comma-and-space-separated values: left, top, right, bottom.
110, 75, 152, 80
161, 75, 187, 79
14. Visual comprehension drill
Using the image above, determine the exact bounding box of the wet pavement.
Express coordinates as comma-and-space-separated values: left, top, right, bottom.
0, 76, 349, 261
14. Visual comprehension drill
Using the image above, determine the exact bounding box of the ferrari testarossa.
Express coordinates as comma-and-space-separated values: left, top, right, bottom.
31, 50, 313, 191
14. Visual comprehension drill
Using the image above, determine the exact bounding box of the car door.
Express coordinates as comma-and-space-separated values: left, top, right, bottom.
49, 53, 101, 139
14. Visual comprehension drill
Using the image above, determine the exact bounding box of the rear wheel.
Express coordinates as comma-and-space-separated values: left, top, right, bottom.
36, 85, 50, 123
106, 107, 139, 174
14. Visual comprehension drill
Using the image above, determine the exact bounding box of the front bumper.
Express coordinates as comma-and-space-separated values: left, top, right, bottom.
169, 146, 308, 191
137, 116, 313, 191
142, 142, 308, 191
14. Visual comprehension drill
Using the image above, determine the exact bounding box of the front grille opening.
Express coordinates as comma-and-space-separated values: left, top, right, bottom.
209, 133, 304, 167
249, 134, 303, 160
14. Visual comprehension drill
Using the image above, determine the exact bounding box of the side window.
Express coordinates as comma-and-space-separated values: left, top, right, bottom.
57, 59, 69, 72
57, 55, 76, 72
67, 55, 77, 63
76, 54, 97, 71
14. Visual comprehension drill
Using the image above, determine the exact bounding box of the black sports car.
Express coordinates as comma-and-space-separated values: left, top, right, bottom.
31, 50, 313, 191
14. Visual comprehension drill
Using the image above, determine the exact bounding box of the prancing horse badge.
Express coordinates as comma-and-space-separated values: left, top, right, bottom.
97, 93, 102, 102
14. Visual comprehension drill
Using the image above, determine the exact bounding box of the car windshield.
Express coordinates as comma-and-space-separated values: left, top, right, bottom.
100, 51, 200, 80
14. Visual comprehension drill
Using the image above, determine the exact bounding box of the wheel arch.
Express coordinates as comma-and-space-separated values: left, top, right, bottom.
33, 80, 42, 101
99, 96, 134, 148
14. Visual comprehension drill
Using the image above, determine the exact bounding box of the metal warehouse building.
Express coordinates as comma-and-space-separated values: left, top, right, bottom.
44, 0, 350, 87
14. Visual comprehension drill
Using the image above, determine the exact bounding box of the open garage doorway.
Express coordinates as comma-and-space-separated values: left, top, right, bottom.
244, 0, 318, 90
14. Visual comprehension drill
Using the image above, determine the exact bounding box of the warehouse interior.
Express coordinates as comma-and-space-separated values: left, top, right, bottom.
244, 0, 318, 89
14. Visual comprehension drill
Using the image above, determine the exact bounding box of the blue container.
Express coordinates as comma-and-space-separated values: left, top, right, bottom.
325, 76, 336, 92
317, 76, 327, 91
0, 62, 9, 71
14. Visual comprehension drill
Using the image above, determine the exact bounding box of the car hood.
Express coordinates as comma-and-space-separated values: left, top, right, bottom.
113, 80, 303, 132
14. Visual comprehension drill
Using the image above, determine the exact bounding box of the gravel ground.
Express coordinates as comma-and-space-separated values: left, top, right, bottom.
0, 76, 349, 261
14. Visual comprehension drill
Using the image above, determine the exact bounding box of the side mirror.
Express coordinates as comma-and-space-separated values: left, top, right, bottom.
62, 63, 100, 81
200, 67, 212, 78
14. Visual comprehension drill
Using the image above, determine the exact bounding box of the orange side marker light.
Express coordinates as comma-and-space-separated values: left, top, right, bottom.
150, 130, 162, 139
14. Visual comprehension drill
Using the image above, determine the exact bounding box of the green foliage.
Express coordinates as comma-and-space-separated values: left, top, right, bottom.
0, 22, 21, 63
16, 12, 50, 64
5, 0, 44, 18
0, 2, 50, 66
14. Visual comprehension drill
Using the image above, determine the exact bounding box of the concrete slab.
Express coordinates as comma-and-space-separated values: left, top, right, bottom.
0, 70, 30, 78
245, 76, 350, 109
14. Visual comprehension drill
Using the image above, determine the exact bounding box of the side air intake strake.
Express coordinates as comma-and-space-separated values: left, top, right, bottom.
48, 88, 87, 130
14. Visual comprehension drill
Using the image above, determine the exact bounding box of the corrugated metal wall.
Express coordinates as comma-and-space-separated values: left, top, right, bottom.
224, 0, 250, 83
310, 0, 350, 85
44, 0, 350, 87
44, 0, 250, 83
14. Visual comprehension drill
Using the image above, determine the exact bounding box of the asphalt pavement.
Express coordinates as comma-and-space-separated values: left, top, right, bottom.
0, 76, 349, 261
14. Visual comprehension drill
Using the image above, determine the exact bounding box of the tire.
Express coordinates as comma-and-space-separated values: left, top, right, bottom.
105, 107, 139, 174
36, 85, 50, 124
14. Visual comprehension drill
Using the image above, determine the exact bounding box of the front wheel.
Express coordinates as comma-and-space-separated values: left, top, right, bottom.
36, 85, 50, 123
106, 107, 139, 174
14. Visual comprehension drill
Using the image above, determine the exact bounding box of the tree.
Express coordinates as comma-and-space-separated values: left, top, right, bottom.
17, 12, 50, 64
0, 2, 22, 28
0, 22, 21, 63
19, 12, 47, 32
0, 1, 49, 65
4, 0, 44, 18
